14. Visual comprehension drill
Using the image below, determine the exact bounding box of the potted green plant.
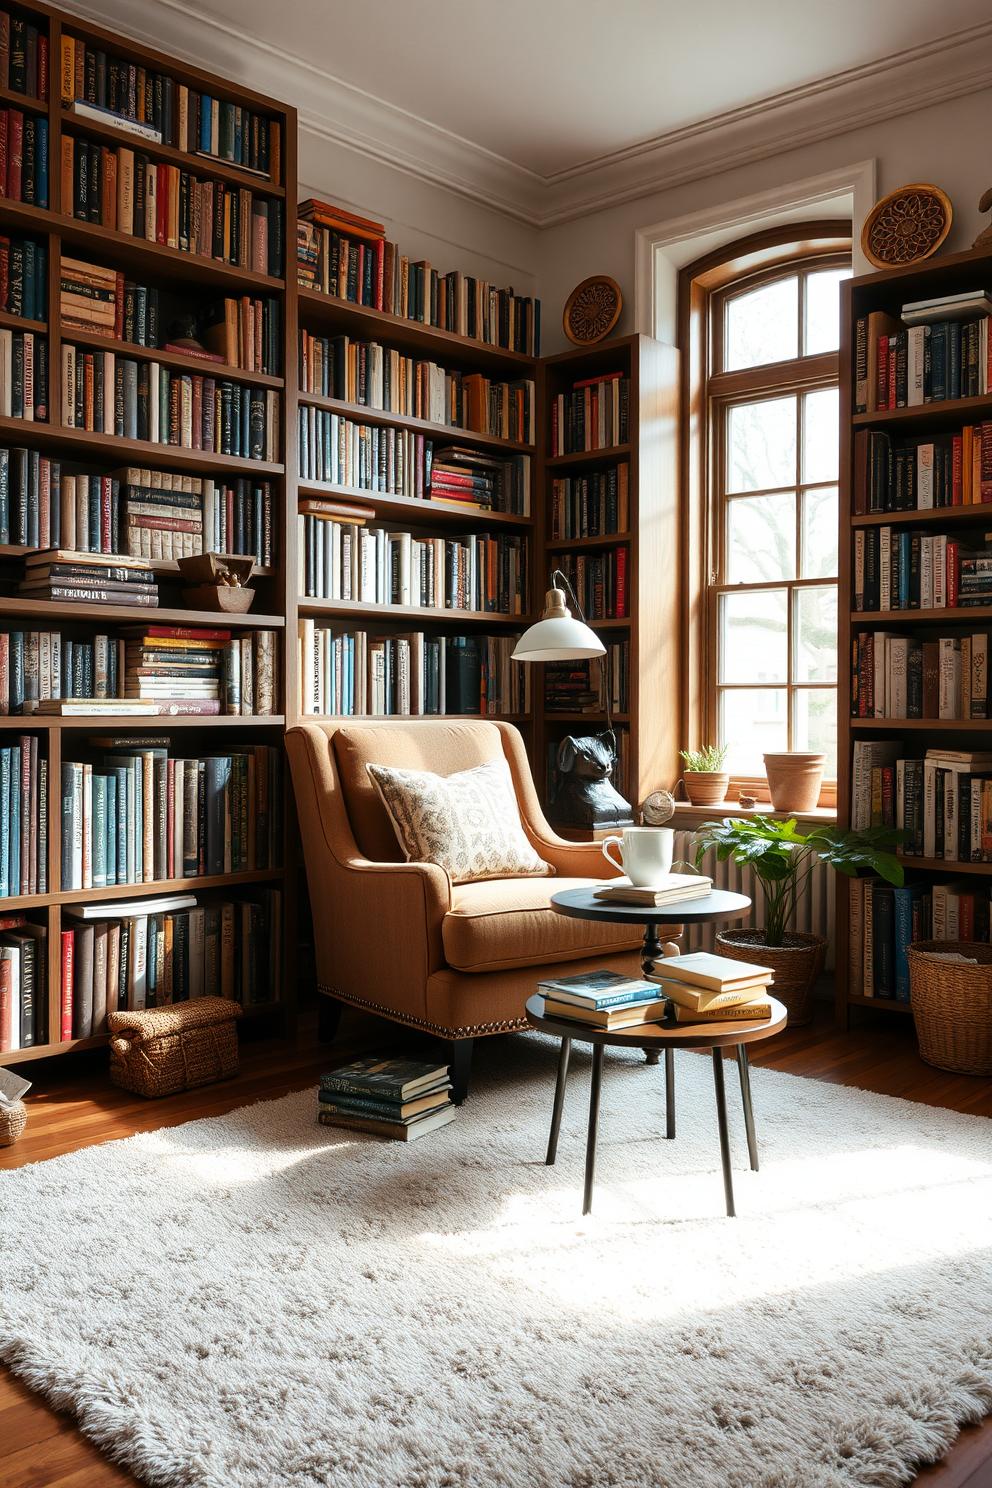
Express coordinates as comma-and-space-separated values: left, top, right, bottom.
691, 815, 906, 1025
680, 744, 730, 806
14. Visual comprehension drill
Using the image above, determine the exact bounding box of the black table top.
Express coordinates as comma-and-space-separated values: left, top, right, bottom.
550, 885, 752, 925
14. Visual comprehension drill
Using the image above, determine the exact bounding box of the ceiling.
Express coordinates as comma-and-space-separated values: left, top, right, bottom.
178, 0, 989, 178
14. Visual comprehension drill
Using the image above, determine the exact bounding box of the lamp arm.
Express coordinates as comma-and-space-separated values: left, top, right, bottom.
548, 567, 616, 756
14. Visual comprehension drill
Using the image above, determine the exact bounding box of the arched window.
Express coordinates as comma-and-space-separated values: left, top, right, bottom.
679, 223, 852, 805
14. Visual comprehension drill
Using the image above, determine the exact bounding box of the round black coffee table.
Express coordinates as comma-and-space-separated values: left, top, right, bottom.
550, 885, 752, 978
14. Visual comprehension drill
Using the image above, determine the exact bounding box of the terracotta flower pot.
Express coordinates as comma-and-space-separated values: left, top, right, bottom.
716, 927, 827, 1026
763, 752, 825, 813
682, 770, 729, 806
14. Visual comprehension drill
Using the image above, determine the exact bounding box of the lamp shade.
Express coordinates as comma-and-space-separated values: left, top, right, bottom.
511, 587, 606, 662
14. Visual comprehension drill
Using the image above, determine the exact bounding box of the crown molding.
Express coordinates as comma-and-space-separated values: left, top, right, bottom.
56, 1, 992, 231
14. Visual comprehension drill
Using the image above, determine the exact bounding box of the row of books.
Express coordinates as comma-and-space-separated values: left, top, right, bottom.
0, 631, 131, 710
854, 742, 992, 863
551, 372, 629, 456
122, 625, 279, 715
853, 426, 992, 513
1, 12, 46, 99
0, 736, 46, 897
296, 198, 539, 355
61, 889, 283, 1038
298, 330, 535, 443
62, 37, 280, 180
194, 296, 281, 374
855, 305, 992, 414
297, 623, 530, 717
538, 954, 774, 1031
0, 236, 45, 322
430, 446, 530, 515
556, 549, 628, 621
549, 465, 630, 540
317, 1057, 455, 1142
853, 528, 992, 612
297, 512, 527, 615
851, 632, 992, 720
62, 141, 283, 277
0, 110, 48, 207
545, 642, 629, 714
297, 408, 426, 498
847, 875, 990, 1001
60, 346, 281, 461
0, 915, 45, 1052
547, 726, 630, 806
60, 742, 283, 891
0, 330, 45, 419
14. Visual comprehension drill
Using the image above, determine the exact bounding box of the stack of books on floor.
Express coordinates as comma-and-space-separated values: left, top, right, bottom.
317, 1057, 455, 1140
649, 953, 775, 1023
0, 913, 46, 1052
537, 969, 670, 1029
594, 872, 712, 907
20, 549, 159, 608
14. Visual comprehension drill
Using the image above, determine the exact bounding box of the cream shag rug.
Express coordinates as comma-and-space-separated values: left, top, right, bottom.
2, 1034, 992, 1488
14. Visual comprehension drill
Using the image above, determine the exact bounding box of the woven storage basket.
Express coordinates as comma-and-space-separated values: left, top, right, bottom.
0, 1100, 27, 1146
908, 940, 992, 1075
108, 996, 242, 1098
715, 928, 827, 1026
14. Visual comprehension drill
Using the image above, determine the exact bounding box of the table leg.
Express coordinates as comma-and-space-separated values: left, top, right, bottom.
546, 1036, 572, 1166
736, 1045, 759, 1172
665, 1047, 675, 1139
641, 924, 679, 1063
582, 1043, 605, 1216
711, 1048, 736, 1218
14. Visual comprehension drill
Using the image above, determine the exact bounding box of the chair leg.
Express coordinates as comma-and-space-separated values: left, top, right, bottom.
643, 1048, 661, 1065
317, 994, 344, 1044
447, 1038, 475, 1107
582, 1043, 605, 1216
665, 1046, 676, 1139
546, 1036, 572, 1165
711, 1048, 736, 1218
736, 1045, 759, 1172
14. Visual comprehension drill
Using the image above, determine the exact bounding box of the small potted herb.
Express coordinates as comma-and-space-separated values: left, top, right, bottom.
680, 744, 730, 806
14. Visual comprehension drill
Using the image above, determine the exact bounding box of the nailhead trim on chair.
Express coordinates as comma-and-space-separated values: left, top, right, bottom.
317, 984, 530, 1039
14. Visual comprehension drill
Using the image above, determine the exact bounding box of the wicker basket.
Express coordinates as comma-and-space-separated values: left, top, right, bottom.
908, 940, 992, 1075
716, 928, 827, 1026
0, 1099, 27, 1146
108, 997, 242, 1098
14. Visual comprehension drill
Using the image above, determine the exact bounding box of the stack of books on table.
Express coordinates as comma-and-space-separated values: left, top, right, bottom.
648, 952, 775, 1024
594, 872, 712, 907
537, 969, 669, 1029
19, 550, 159, 608
317, 1057, 455, 1140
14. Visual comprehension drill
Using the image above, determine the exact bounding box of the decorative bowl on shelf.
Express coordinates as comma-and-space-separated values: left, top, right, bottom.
177, 553, 256, 613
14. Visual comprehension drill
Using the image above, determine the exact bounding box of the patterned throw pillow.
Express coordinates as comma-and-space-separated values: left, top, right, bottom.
366, 758, 552, 884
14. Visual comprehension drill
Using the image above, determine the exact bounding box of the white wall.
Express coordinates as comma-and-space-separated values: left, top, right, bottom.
536, 87, 992, 355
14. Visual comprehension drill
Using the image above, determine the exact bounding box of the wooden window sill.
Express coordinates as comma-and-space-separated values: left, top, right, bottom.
671, 803, 837, 828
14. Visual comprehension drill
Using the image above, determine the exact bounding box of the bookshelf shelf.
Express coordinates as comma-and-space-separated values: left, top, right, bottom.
851, 608, 992, 622
845, 996, 913, 1015
545, 445, 631, 470
62, 328, 285, 389
303, 712, 532, 724
0, 419, 285, 476
50, 216, 285, 294
545, 712, 631, 723
853, 394, 992, 429
0, 83, 48, 115
297, 597, 530, 626
0, 310, 47, 335
60, 113, 288, 197
852, 507, 992, 529
897, 857, 992, 876
0, 597, 285, 625
4, 714, 288, 729
851, 718, 992, 730
297, 391, 534, 455
546, 534, 631, 551
296, 480, 533, 530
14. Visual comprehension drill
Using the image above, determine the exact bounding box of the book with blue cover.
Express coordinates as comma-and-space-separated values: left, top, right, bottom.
535, 968, 659, 1009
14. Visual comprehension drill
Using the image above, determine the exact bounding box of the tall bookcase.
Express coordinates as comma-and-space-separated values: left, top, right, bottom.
837, 244, 992, 1028
0, 0, 298, 1063
537, 334, 679, 824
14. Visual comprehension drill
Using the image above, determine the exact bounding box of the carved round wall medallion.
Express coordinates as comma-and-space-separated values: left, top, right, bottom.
861, 184, 952, 268
640, 789, 675, 826
563, 276, 623, 345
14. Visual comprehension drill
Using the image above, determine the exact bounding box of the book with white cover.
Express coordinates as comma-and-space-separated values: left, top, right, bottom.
64, 893, 197, 921
650, 951, 775, 992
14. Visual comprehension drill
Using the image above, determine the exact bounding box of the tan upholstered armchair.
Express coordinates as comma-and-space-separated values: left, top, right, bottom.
286, 718, 680, 1101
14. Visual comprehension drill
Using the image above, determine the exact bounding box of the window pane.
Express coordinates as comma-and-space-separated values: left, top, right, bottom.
804, 268, 852, 355
801, 486, 838, 578
727, 493, 796, 582
720, 688, 788, 772
725, 276, 798, 370
795, 586, 838, 682
802, 388, 839, 483
719, 590, 788, 683
793, 689, 837, 777
727, 397, 797, 493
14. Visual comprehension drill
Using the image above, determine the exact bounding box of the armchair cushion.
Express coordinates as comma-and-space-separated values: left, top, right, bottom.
367, 757, 550, 884
442, 876, 645, 973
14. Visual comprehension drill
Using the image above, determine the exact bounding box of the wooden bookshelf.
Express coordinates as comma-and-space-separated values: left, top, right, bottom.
837, 243, 992, 1029
536, 334, 679, 824
0, 0, 298, 1064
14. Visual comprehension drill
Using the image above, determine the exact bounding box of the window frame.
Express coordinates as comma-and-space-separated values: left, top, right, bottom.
677, 223, 852, 808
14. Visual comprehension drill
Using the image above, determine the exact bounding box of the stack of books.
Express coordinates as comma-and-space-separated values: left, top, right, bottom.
649, 952, 775, 1024
317, 1057, 455, 1141
594, 872, 712, 907
429, 446, 530, 516
60, 258, 122, 339
120, 625, 278, 717
537, 969, 669, 1029
19, 549, 159, 608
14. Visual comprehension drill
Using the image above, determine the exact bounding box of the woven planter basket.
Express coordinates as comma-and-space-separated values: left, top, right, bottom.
908, 940, 992, 1075
108, 996, 242, 1098
716, 928, 827, 1026
0, 1100, 27, 1146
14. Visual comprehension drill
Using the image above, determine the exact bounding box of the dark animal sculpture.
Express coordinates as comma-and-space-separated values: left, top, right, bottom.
552, 732, 633, 829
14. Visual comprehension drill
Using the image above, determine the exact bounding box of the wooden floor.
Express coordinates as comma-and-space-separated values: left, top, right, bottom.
1, 996, 991, 1488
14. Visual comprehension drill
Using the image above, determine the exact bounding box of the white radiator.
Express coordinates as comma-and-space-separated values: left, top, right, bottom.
672, 830, 836, 970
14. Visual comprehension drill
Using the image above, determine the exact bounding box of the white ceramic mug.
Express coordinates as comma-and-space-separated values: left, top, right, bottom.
601, 826, 674, 887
